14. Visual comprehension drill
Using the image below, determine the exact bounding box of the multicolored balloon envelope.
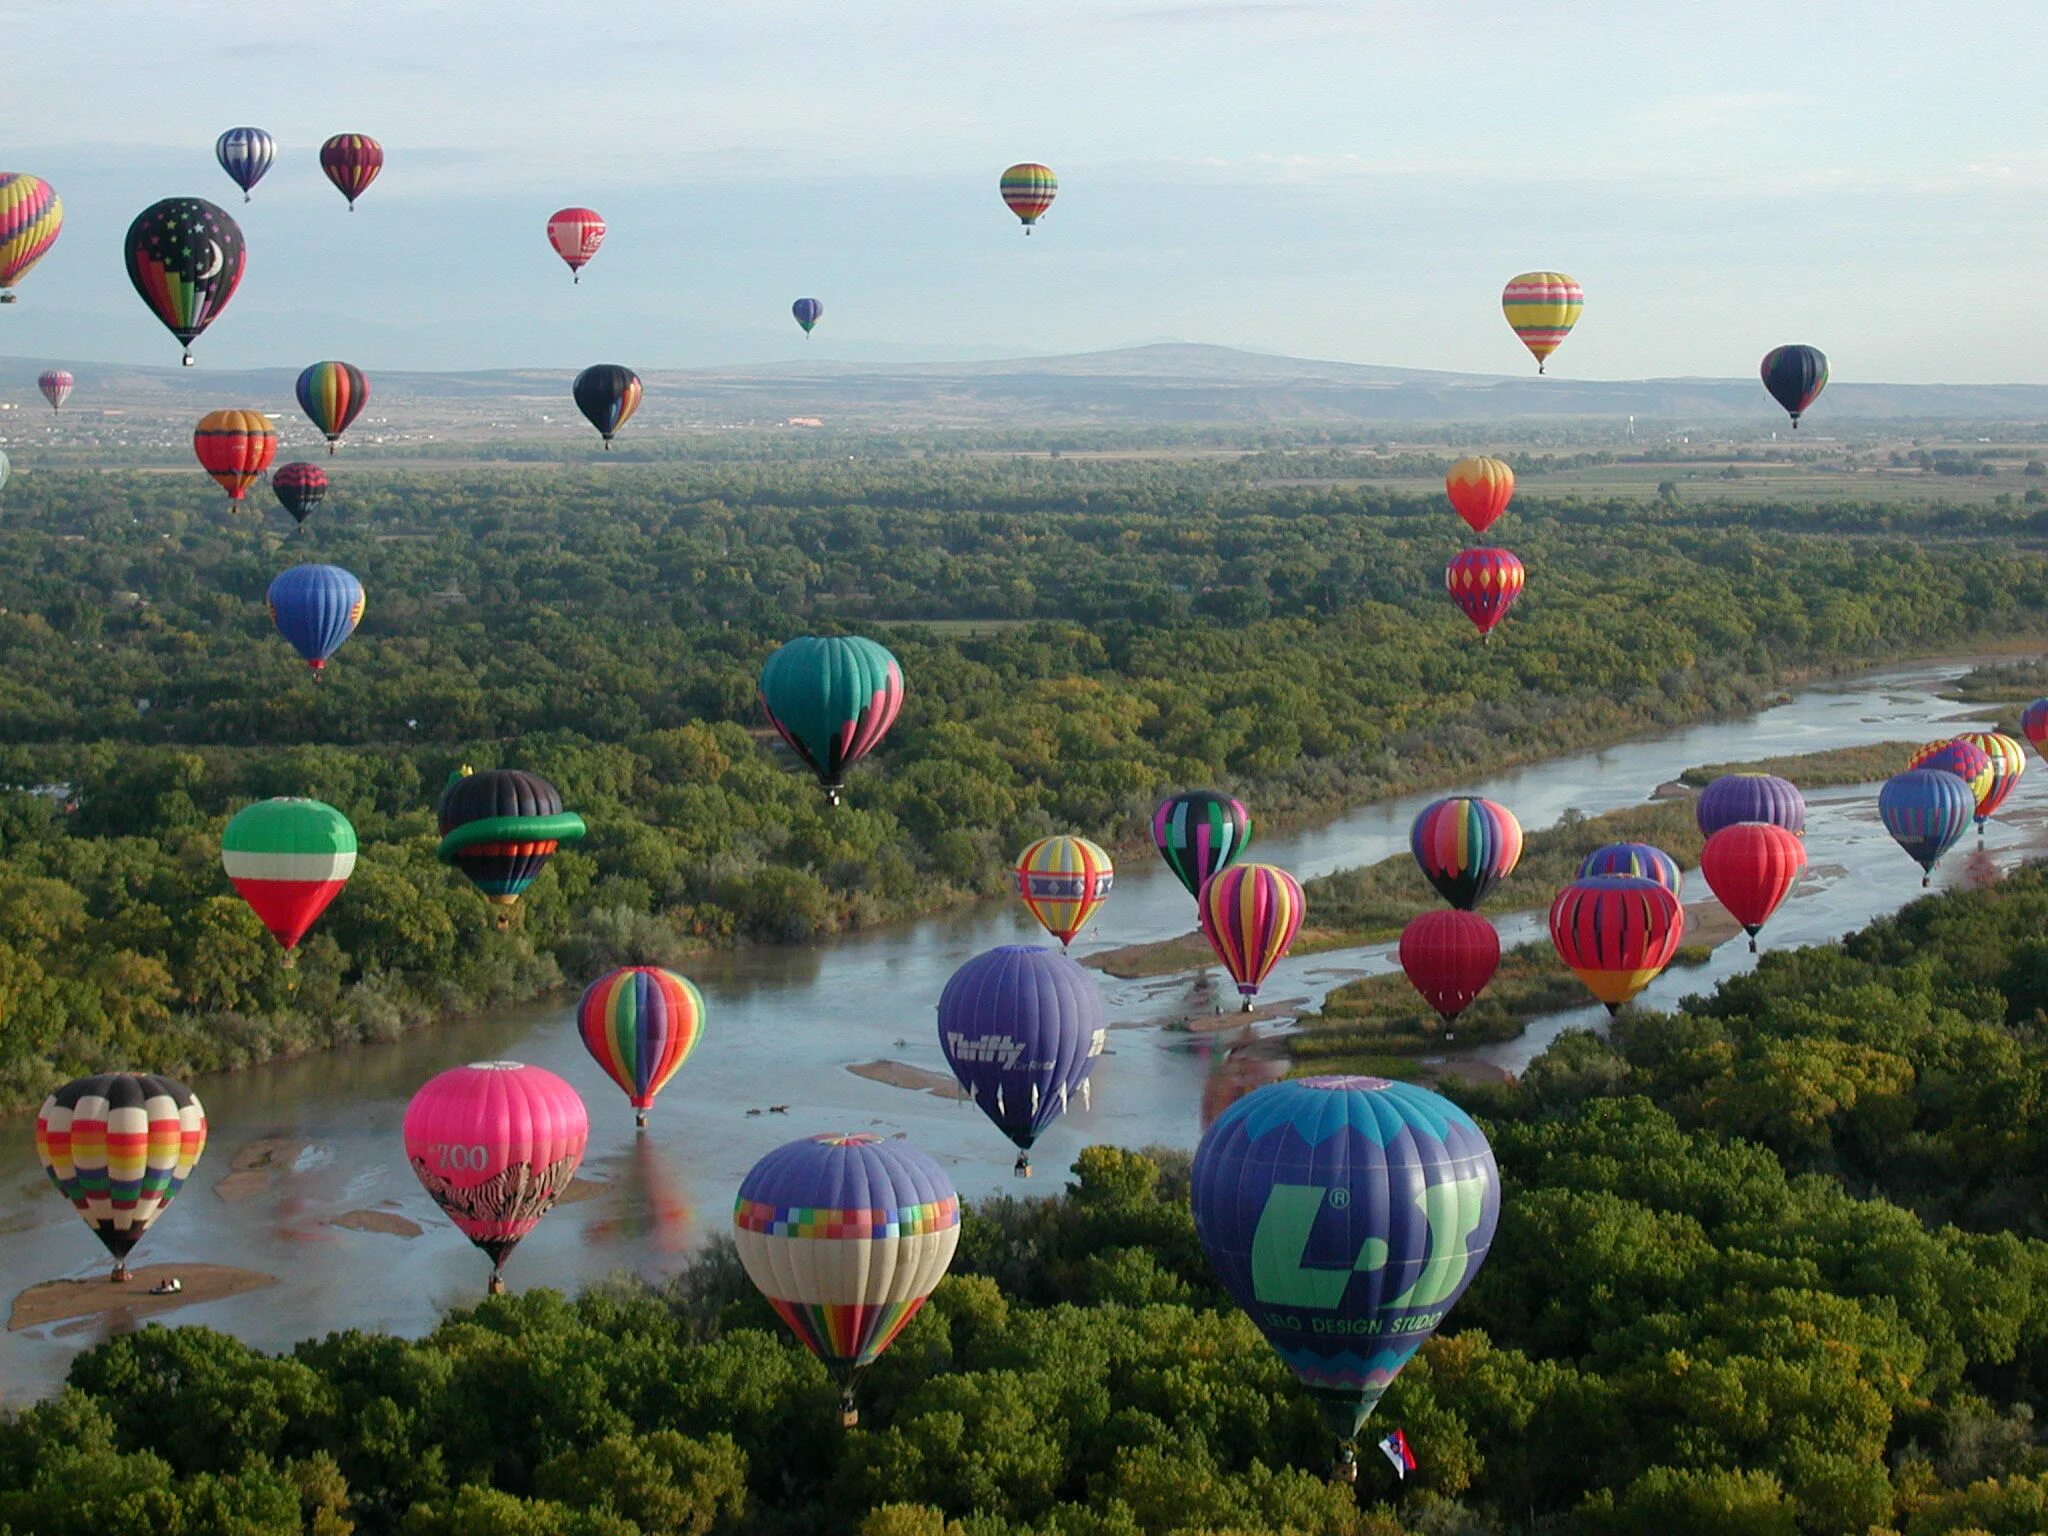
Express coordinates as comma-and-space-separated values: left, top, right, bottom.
36, 1073, 207, 1280
1014, 834, 1113, 947
1501, 271, 1582, 373
1410, 796, 1523, 910
792, 297, 823, 335
194, 409, 276, 500
1152, 789, 1253, 900
215, 128, 275, 202
0, 173, 62, 301
296, 361, 369, 454
1446, 548, 1524, 637
1955, 731, 2026, 830
404, 1061, 587, 1293
38, 368, 72, 410
938, 944, 1106, 1174
1696, 772, 1805, 838
547, 207, 606, 280
222, 797, 356, 961
733, 1133, 961, 1425
1445, 457, 1514, 535
1760, 345, 1828, 427
1197, 863, 1305, 1009
758, 635, 905, 804
1000, 162, 1057, 230
1700, 822, 1804, 953
272, 462, 328, 525
125, 198, 244, 364
576, 966, 705, 1128
1577, 840, 1682, 897
2021, 700, 2048, 760
572, 364, 642, 447
1398, 908, 1500, 1034
1879, 769, 1975, 887
1191, 1076, 1498, 1481
1906, 738, 1995, 808
320, 133, 383, 210
435, 767, 587, 924
268, 563, 364, 672
1550, 874, 1685, 1014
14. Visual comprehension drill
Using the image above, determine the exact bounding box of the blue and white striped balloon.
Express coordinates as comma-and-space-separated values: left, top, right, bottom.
215, 128, 276, 202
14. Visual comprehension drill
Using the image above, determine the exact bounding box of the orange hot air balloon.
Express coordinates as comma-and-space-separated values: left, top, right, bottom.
193, 409, 277, 500
1446, 458, 1514, 535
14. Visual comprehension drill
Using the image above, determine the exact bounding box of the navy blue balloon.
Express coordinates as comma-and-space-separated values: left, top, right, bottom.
792, 297, 823, 335
1696, 773, 1805, 837
215, 128, 275, 201
936, 944, 1104, 1175
1577, 841, 1682, 898
1192, 1076, 1499, 1475
1879, 768, 1975, 886
267, 564, 364, 672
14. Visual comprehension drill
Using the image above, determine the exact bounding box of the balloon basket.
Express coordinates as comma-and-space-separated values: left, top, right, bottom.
1748, 936, 1759, 954
635, 1110, 648, 1130
839, 1388, 859, 1428
111, 1262, 131, 1283
1013, 1153, 1032, 1179
1332, 1442, 1358, 1485
280, 949, 298, 970
181, 355, 195, 368
487, 1272, 506, 1297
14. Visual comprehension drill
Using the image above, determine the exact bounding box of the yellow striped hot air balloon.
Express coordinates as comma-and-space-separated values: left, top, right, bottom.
1014, 835, 1114, 947
1501, 271, 1582, 373
0, 173, 63, 302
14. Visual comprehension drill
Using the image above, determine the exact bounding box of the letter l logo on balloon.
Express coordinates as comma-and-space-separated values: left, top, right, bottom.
1249, 1176, 1491, 1312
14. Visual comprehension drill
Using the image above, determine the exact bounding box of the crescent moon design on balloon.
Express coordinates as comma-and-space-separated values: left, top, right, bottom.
198, 240, 224, 280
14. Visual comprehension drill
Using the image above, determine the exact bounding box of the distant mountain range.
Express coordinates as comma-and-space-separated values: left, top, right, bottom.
7, 343, 2047, 426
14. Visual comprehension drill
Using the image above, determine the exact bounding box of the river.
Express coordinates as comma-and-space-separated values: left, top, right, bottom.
0, 658, 2036, 1397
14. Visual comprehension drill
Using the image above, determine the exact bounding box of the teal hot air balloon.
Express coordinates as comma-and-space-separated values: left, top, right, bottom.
758, 636, 905, 805
1192, 1076, 1499, 1482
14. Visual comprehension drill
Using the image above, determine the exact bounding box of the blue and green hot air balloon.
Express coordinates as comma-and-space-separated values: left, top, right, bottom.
758, 636, 905, 805
1879, 768, 1975, 887
1191, 1075, 1499, 1483
792, 297, 823, 336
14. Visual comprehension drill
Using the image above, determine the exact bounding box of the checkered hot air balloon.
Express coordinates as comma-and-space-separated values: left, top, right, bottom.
37, 1073, 207, 1281
221, 798, 356, 962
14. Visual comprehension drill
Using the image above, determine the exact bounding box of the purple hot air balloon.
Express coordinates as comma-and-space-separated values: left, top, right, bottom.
936, 945, 1105, 1177
1695, 772, 1805, 838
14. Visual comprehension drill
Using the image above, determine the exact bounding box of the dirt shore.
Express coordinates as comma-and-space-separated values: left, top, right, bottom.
849, 1060, 970, 1099
10, 1264, 277, 1331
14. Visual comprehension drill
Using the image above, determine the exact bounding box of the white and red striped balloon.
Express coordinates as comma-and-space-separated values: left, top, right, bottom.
37, 368, 71, 410
546, 207, 606, 281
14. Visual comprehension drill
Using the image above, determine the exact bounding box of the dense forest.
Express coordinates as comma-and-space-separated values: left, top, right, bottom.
8, 869, 2048, 1534
0, 457, 2042, 1108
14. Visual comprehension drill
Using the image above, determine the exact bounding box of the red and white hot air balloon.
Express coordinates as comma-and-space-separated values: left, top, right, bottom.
37, 368, 72, 410
547, 207, 606, 282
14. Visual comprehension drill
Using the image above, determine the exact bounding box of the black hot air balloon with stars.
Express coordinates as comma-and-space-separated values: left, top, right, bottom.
123, 197, 246, 365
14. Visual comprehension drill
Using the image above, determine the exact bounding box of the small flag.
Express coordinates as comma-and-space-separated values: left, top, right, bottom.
1378, 1429, 1417, 1478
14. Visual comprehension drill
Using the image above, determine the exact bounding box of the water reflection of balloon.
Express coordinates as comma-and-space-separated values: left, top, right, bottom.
583, 1134, 695, 1256
1197, 1040, 1289, 1132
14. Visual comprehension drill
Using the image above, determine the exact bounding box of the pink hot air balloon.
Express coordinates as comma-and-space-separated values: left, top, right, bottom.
37, 368, 72, 410
403, 1061, 588, 1294
547, 206, 606, 282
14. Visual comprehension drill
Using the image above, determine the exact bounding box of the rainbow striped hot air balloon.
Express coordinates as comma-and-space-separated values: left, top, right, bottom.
1550, 874, 1685, 1014
1000, 162, 1057, 231
296, 361, 369, 454
0, 173, 62, 302
221, 798, 356, 963
1955, 731, 2025, 835
734, 1133, 961, 1426
1014, 835, 1114, 947
1906, 738, 1995, 809
37, 1073, 207, 1281
576, 966, 705, 1128
1197, 863, 1305, 1010
1501, 271, 1582, 373
1410, 796, 1523, 910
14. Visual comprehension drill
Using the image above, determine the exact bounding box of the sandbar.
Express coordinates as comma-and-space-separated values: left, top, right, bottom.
10, 1263, 276, 1331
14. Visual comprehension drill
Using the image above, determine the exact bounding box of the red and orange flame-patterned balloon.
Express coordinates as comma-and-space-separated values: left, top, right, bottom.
193, 409, 277, 500
1446, 547, 1525, 637
1445, 457, 1514, 535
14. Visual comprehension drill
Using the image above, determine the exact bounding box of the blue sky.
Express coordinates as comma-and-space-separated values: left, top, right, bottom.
3, 0, 2044, 380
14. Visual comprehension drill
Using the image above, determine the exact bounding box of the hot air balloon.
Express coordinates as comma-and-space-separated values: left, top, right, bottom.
1879, 769, 1975, 887
758, 635, 904, 805
576, 967, 704, 1129
404, 1061, 587, 1294
37, 1073, 206, 1282
1550, 874, 1685, 1014
221, 798, 356, 963
193, 409, 277, 500
1956, 731, 2027, 835
0, 173, 61, 302
547, 207, 606, 281
938, 945, 1106, 1175
215, 128, 275, 202
734, 1133, 961, 1425
572, 364, 642, 448
296, 361, 369, 455
436, 767, 587, 925
1699, 823, 1804, 953
125, 198, 245, 364
1410, 797, 1523, 910
272, 462, 328, 525
37, 368, 72, 411
792, 297, 823, 335
1191, 1076, 1498, 1482
1905, 738, 1995, 808
1760, 345, 1828, 428
1000, 162, 1057, 230
1501, 271, 1582, 373
268, 564, 364, 673
1152, 790, 1253, 900
1578, 841, 1682, 897
1446, 548, 1524, 638
320, 133, 383, 210
1014, 835, 1114, 948
1445, 457, 1514, 535
1197, 863, 1305, 1010
2021, 700, 2048, 761
1398, 908, 1500, 1038
1696, 773, 1805, 838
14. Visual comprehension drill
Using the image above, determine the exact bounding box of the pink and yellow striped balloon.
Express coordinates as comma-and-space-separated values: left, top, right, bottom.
1955, 731, 2026, 829
1197, 863, 1306, 1010
1501, 271, 1582, 373
576, 966, 705, 1127
0, 173, 62, 298
1000, 162, 1057, 230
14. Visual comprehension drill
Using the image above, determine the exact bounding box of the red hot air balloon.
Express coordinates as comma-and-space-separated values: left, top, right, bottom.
320, 134, 383, 210
1398, 909, 1500, 1038
1446, 548, 1524, 638
403, 1061, 588, 1294
1699, 823, 1805, 953
547, 207, 606, 281
193, 409, 277, 501
1549, 874, 1684, 1014
37, 369, 72, 410
1445, 457, 1514, 535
